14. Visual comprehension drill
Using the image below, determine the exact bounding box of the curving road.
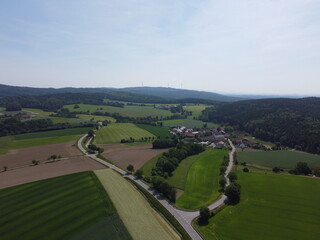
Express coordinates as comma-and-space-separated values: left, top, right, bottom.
77, 135, 236, 240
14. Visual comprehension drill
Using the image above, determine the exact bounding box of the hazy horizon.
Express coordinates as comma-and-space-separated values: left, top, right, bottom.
1, 1, 319, 95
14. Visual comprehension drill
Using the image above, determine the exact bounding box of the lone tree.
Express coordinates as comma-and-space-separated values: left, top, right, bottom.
199, 207, 211, 225
227, 172, 237, 182
243, 167, 249, 172
3, 166, 8, 172
134, 169, 143, 179
225, 183, 241, 205
272, 167, 281, 173
293, 162, 312, 175
32, 160, 39, 166
88, 129, 95, 138
127, 164, 134, 173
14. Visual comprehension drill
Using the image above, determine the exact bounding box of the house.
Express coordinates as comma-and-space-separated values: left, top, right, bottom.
215, 141, 226, 149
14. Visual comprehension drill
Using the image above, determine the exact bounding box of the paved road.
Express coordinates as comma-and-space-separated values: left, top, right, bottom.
77, 135, 236, 239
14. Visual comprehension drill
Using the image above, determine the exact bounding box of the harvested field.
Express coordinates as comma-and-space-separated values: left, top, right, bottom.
0, 156, 105, 189
95, 169, 180, 240
0, 141, 81, 169
99, 144, 168, 170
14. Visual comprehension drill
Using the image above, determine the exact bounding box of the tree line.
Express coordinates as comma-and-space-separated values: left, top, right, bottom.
152, 143, 205, 178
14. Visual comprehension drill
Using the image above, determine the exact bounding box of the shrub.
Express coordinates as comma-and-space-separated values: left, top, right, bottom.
243, 167, 249, 172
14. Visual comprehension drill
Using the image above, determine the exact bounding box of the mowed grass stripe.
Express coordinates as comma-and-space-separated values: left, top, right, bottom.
0, 171, 131, 240
94, 123, 155, 144
198, 172, 320, 240
95, 169, 180, 240
176, 150, 227, 210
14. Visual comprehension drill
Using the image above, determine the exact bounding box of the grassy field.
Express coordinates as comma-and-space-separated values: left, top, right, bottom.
197, 171, 320, 240
183, 104, 208, 117
238, 150, 320, 169
94, 123, 155, 144
140, 153, 163, 176
136, 124, 172, 138
64, 104, 173, 118
176, 150, 228, 210
162, 119, 218, 128
95, 169, 180, 240
166, 153, 201, 190
0, 171, 131, 240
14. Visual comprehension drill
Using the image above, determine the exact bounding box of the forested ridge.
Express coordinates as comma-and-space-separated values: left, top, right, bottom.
202, 97, 320, 154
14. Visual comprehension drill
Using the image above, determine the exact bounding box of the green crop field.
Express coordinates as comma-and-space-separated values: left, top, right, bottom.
94, 123, 155, 144
238, 150, 320, 169
197, 171, 320, 240
140, 153, 163, 176
95, 169, 180, 240
183, 104, 209, 117
176, 150, 228, 210
13, 127, 91, 140
136, 124, 172, 138
64, 104, 173, 118
162, 119, 218, 128
0, 172, 131, 240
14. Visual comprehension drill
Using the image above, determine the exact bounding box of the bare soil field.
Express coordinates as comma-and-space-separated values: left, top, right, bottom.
0, 141, 82, 169
99, 144, 168, 170
0, 156, 105, 189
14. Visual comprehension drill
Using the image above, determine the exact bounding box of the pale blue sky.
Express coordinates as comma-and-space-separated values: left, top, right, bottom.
0, 0, 319, 95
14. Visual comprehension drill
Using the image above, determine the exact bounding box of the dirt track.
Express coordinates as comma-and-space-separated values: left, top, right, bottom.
0, 156, 105, 189
0, 141, 82, 169
99, 144, 168, 170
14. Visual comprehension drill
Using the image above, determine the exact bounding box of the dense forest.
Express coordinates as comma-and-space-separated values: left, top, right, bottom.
201, 98, 320, 154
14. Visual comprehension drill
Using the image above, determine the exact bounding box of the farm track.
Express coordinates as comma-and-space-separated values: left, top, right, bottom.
78, 135, 236, 240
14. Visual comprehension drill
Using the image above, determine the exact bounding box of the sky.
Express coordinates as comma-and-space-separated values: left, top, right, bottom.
0, 0, 319, 95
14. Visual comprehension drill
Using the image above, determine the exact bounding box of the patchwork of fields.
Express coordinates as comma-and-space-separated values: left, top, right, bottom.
95, 169, 180, 240
0, 172, 131, 240
64, 104, 173, 118
94, 123, 155, 144
0, 127, 90, 154
197, 171, 320, 240
238, 150, 320, 168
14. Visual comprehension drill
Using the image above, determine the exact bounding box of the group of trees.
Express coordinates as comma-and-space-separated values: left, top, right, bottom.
202, 98, 320, 154
88, 144, 104, 154
152, 143, 205, 178
120, 136, 156, 144
152, 138, 178, 149
290, 162, 312, 175
151, 177, 177, 203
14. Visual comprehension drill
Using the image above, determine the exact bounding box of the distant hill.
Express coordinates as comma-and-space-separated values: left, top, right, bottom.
202, 97, 320, 154
0, 84, 243, 102
120, 87, 244, 102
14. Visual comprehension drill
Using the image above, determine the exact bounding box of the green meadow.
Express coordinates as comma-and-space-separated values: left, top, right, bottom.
136, 124, 172, 138
94, 123, 155, 144
197, 171, 320, 240
183, 104, 208, 117
176, 150, 227, 210
238, 150, 320, 169
162, 119, 218, 128
0, 172, 131, 240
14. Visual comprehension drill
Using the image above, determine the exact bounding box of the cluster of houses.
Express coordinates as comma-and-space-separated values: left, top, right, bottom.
171, 126, 230, 149
231, 137, 260, 149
